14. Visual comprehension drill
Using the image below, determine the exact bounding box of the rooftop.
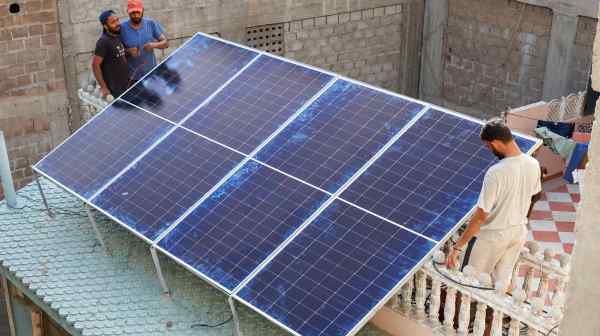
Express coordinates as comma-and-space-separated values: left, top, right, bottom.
0, 179, 387, 336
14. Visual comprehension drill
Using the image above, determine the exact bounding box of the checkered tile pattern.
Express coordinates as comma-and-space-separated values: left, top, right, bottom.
509, 178, 579, 305
528, 181, 579, 255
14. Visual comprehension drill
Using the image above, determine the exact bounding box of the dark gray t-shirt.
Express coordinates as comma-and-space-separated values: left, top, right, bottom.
94, 32, 130, 96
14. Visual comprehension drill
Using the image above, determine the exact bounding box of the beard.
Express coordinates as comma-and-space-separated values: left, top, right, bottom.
131, 16, 143, 24
107, 26, 120, 35
492, 148, 505, 160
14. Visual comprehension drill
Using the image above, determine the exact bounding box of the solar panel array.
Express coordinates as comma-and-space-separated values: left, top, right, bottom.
34, 33, 539, 336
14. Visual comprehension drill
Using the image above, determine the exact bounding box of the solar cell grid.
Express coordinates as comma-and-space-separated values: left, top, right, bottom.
122, 34, 259, 123
254, 80, 425, 193
34, 100, 172, 199
183, 55, 333, 154
92, 128, 244, 240
237, 200, 434, 336
158, 161, 329, 291
341, 109, 499, 241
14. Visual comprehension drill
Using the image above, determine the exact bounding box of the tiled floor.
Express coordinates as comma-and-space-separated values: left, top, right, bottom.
527, 179, 579, 255
513, 177, 579, 304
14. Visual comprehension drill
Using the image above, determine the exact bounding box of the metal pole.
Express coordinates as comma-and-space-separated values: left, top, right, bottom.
85, 205, 108, 254
150, 247, 170, 295
0, 131, 22, 209
228, 296, 243, 336
34, 175, 53, 217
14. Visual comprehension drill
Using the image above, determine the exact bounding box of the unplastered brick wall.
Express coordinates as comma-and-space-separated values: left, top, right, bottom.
0, 0, 70, 197
284, 3, 422, 93
442, 0, 553, 118
568, 16, 597, 94
58, 0, 423, 126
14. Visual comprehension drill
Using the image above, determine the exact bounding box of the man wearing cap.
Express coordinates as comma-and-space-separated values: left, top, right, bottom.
120, 0, 168, 83
92, 10, 130, 98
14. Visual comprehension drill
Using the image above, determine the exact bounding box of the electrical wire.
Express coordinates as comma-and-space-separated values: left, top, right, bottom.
544, 324, 559, 336
16, 193, 87, 218
432, 261, 495, 291
190, 314, 233, 328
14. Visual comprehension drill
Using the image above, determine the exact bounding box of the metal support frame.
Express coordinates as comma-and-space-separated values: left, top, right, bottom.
85, 205, 108, 254
34, 174, 53, 218
150, 247, 170, 295
228, 296, 243, 336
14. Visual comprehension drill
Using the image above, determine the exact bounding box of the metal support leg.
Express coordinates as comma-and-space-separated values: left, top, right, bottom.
150, 247, 170, 295
228, 296, 243, 336
35, 175, 53, 217
85, 205, 108, 254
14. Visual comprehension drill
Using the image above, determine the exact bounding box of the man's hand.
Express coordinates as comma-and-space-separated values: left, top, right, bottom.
127, 47, 140, 57
100, 86, 110, 98
446, 248, 460, 270
143, 42, 155, 52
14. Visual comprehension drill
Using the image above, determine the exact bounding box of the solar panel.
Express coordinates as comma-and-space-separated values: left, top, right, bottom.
157, 161, 329, 291
236, 200, 435, 336
33, 33, 542, 336
34, 100, 172, 199
91, 128, 245, 240
340, 109, 537, 241
254, 80, 425, 193
183, 55, 334, 154
122, 34, 259, 123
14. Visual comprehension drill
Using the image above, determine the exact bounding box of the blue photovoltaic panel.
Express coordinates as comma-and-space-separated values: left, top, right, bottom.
34, 100, 172, 199
254, 80, 425, 193
91, 128, 244, 240
183, 55, 333, 154
158, 161, 329, 291
515, 134, 537, 153
237, 200, 434, 336
341, 109, 500, 241
122, 34, 258, 123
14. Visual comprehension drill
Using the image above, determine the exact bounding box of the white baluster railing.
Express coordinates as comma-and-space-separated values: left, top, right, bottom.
389, 245, 566, 336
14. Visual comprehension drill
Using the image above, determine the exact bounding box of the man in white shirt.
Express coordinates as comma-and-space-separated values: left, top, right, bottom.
446, 118, 542, 289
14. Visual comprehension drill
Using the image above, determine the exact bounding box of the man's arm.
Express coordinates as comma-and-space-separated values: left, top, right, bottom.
144, 33, 168, 51
526, 166, 545, 228
446, 207, 487, 269
91, 55, 110, 97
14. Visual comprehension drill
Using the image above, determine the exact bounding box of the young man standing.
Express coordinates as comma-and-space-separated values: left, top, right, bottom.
446, 119, 542, 289
120, 0, 169, 83
92, 10, 130, 98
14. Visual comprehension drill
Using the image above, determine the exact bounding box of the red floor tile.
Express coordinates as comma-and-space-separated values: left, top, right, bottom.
563, 243, 574, 254
571, 194, 581, 203
532, 231, 561, 242
548, 202, 576, 212
555, 221, 576, 232
530, 210, 553, 220
552, 185, 569, 193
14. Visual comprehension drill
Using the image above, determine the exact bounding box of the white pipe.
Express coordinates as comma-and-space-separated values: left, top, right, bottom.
0, 131, 18, 208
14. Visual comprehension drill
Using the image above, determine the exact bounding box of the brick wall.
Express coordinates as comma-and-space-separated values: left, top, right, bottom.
57, 0, 423, 128
284, 3, 422, 94
442, 0, 553, 118
0, 0, 70, 197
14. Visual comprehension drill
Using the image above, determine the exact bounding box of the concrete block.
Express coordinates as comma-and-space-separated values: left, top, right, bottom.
339, 13, 350, 23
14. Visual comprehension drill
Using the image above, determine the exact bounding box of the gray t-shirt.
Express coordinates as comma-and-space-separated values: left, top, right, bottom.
477, 154, 541, 231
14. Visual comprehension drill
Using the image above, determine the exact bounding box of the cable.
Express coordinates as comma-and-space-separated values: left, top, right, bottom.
190, 314, 233, 328
544, 324, 559, 336
16, 193, 88, 218
432, 261, 495, 291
